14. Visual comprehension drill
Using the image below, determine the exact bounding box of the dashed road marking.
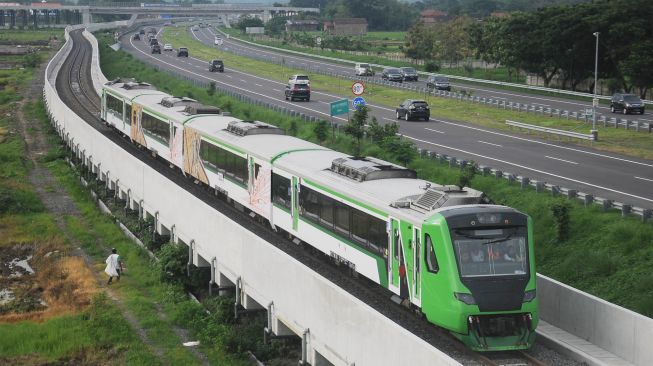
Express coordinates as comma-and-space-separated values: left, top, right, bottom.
545, 155, 578, 165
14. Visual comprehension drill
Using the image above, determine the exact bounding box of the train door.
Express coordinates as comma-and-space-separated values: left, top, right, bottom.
291, 176, 299, 231
413, 227, 422, 306
389, 217, 400, 292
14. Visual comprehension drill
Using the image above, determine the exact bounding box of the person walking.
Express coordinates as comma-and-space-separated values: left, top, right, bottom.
105, 248, 123, 285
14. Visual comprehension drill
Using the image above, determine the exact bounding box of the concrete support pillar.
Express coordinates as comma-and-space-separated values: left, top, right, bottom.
21, 9, 27, 27
82, 8, 91, 25
55, 10, 60, 25
10, 10, 16, 28
186, 239, 194, 276
33, 10, 38, 28
45, 9, 50, 26
0, 11, 5, 27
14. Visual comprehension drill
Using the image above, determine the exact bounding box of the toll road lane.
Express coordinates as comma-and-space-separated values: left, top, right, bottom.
122, 32, 653, 209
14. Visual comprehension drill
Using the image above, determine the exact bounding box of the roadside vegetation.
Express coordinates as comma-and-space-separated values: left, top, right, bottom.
164, 28, 653, 160
102, 35, 653, 317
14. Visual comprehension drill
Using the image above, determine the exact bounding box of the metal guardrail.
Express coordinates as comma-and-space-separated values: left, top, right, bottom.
214, 28, 652, 106
209, 28, 652, 134
506, 120, 597, 141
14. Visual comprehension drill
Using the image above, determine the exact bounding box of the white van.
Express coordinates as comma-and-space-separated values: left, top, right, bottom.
355, 63, 374, 76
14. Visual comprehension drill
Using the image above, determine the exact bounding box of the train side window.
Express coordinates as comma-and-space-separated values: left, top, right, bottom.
299, 187, 319, 221
425, 234, 439, 274
106, 94, 123, 119
334, 201, 350, 235
319, 194, 334, 228
125, 104, 132, 125
271, 173, 291, 209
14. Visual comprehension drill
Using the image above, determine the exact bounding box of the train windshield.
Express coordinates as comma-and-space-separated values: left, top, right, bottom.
451, 226, 528, 278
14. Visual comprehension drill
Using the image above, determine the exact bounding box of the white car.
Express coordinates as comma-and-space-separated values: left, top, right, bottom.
163, 44, 173, 51
288, 74, 310, 86
214, 37, 222, 45
355, 63, 374, 76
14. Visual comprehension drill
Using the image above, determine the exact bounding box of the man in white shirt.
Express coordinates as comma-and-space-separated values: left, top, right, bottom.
105, 248, 124, 285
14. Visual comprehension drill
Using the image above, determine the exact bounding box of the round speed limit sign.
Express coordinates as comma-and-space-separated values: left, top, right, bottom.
352, 81, 365, 96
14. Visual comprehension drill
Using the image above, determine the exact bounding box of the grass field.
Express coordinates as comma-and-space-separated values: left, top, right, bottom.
164, 28, 653, 160
104, 34, 653, 317
0, 29, 62, 43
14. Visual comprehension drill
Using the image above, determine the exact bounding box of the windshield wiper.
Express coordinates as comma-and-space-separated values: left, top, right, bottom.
482, 235, 513, 245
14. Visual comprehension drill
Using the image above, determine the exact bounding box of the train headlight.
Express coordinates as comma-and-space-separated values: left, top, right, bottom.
523, 289, 537, 302
454, 292, 476, 305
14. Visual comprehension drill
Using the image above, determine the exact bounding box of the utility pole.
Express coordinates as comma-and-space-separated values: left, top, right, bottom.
592, 31, 599, 134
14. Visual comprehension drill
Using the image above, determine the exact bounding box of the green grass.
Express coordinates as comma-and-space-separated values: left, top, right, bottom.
0, 29, 63, 43
0, 294, 158, 364
166, 28, 653, 160
100, 34, 653, 317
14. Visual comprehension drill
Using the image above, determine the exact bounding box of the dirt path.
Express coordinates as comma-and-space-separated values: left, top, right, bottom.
14, 57, 170, 363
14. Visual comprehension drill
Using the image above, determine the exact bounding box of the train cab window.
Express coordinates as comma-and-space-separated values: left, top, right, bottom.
425, 235, 439, 274
451, 227, 528, 278
271, 173, 291, 209
106, 94, 123, 119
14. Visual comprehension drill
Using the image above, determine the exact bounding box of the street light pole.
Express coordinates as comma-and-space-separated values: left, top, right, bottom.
592, 31, 599, 133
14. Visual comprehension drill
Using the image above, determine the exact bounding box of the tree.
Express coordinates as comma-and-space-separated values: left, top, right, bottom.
265, 15, 289, 37
383, 136, 417, 167
620, 41, 653, 98
367, 117, 398, 143
313, 120, 329, 144
457, 162, 477, 190
344, 106, 368, 156
235, 16, 264, 33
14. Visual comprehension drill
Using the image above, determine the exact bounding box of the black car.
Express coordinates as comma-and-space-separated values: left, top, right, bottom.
284, 82, 310, 102
400, 67, 418, 81
133, 33, 140, 41
209, 59, 224, 72
426, 75, 451, 91
151, 44, 161, 54
382, 68, 404, 83
139, 29, 145, 35
610, 93, 645, 115
177, 47, 189, 57
396, 99, 430, 121
149, 38, 159, 46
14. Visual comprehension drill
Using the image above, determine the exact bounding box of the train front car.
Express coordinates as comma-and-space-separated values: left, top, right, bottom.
421, 206, 537, 351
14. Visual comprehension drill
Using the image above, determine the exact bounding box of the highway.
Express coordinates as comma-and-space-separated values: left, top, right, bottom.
120, 29, 653, 210
199, 26, 650, 120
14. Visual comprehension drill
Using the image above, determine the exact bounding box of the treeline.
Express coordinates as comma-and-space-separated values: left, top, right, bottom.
405, 0, 653, 96
287, 0, 588, 30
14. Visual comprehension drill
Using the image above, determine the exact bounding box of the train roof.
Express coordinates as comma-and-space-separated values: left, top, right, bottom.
104, 79, 168, 101
104, 80, 487, 223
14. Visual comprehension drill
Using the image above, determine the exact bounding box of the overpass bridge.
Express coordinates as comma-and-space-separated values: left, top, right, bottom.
0, 3, 319, 27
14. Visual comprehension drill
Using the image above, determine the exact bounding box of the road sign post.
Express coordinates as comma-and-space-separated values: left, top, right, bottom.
330, 99, 349, 138
352, 81, 365, 96
352, 97, 366, 110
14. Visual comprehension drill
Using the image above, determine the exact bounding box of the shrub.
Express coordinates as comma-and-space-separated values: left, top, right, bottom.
425, 61, 441, 73
550, 200, 571, 242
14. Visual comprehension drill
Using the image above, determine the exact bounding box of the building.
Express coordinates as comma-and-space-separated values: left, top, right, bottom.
285, 19, 320, 33
326, 18, 368, 36
420, 9, 449, 25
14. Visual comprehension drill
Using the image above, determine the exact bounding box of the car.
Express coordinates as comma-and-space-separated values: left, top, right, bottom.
382, 68, 403, 83
151, 44, 161, 54
214, 37, 222, 45
192, 25, 199, 31
355, 63, 374, 76
400, 67, 418, 81
396, 99, 430, 121
610, 93, 645, 115
133, 33, 140, 41
285, 82, 310, 102
288, 74, 310, 85
426, 75, 451, 91
177, 47, 189, 57
209, 59, 224, 72
149, 38, 159, 46
139, 29, 145, 35
163, 44, 173, 51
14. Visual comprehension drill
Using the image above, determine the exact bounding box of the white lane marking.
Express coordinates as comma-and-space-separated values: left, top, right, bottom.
478, 140, 502, 147
430, 118, 653, 168
272, 88, 281, 92
424, 128, 445, 134
128, 36, 348, 123
383, 117, 398, 122
403, 135, 653, 203
490, 96, 507, 100
531, 102, 550, 107
225, 75, 232, 78
255, 83, 263, 87
635, 176, 653, 183
545, 155, 578, 165
319, 101, 330, 105
240, 79, 247, 83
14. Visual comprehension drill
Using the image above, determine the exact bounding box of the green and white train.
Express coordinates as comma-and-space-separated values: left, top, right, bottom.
101, 78, 538, 351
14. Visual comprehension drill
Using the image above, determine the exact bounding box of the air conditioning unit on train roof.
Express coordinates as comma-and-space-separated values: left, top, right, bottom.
121, 81, 155, 90
182, 103, 221, 115
329, 156, 417, 182
160, 96, 197, 108
225, 120, 285, 136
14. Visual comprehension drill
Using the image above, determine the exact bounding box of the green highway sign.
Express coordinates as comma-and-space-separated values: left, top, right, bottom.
330, 98, 349, 117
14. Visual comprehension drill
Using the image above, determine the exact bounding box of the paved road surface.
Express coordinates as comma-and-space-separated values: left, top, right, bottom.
120, 29, 653, 210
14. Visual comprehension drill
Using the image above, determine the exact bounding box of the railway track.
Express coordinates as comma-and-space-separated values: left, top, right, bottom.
52, 28, 569, 366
